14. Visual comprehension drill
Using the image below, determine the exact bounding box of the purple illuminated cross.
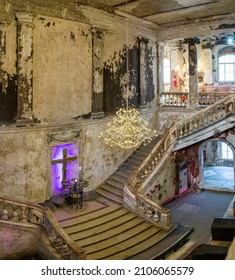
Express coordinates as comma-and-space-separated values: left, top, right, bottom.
51, 148, 78, 189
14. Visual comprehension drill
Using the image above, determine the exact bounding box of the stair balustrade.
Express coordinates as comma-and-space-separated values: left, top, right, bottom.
124, 94, 235, 230
162, 92, 188, 107
176, 94, 235, 139
198, 92, 229, 106
0, 195, 86, 260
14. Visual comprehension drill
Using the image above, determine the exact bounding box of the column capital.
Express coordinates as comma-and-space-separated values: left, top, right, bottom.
15, 11, 34, 26
91, 26, 106, 38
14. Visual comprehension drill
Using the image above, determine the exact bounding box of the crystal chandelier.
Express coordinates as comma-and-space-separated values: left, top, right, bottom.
99, 4, 156, 149
99, 107, 156, 149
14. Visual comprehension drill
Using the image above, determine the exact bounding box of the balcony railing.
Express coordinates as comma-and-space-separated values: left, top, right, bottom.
198, 92, 230, 106
162, 92, 189, 107
162, 91, 233, 107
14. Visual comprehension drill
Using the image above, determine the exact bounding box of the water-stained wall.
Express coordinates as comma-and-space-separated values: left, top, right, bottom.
33, 15, 92, 123
0, 2, 159, 202
0, 22, 17, 123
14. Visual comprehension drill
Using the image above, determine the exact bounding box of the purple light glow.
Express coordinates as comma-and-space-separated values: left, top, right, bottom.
51, 143, 79, 195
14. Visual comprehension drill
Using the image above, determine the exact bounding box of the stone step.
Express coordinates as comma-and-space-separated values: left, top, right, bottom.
101, 184, 123, 197
72, 214, 141, 244
110, 174, 127, 183
129, 224, 193, 260
64, 207, 129, 234
84, 222, 156, 254
131, 153, 147, 161
95, 188, 123, 204
115, 169, 132, 179
103, 230, 171, 260
58, 205, 121, 227
127, 158, 143, 165
121, 164, 137, 172
105, 179, 124, 189
87, 226, 162, 260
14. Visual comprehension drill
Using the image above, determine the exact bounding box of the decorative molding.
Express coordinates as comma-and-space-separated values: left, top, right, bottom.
15, 11, 34, 26
47, 130, 82, 145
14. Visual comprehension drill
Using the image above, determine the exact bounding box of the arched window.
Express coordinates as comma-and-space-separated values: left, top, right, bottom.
218, 48, 235, 82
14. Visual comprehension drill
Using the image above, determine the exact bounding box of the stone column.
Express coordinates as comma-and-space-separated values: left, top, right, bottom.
0, 23, 6, 89
188, 39, 199, 109
139, 37, 148, 108
15, 12, 34, 126
157, 42, 165, 106
91, 27, 105, 119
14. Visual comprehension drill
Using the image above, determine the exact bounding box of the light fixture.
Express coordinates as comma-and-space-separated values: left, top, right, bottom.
99, 107, 156, 149
99, 1, 157, 149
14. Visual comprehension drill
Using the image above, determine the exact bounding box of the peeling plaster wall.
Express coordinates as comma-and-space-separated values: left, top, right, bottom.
0, 3, 159, 202
197, 45, 213, 85
0, 130, 49, 202
142, 155, 176, 205
33, 16, 92, 123
0, 21, 17, 122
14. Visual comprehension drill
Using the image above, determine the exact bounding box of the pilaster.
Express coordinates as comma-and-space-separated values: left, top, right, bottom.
0, 23, 6, 87
139, 37, 148, 108
188, 39, 199, 109
91, 27, 105, 119
15, 12, 34, 126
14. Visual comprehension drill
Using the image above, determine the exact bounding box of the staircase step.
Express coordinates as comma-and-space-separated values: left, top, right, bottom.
87, 226, 161, 260
121, 165, 137, 172
129, 225, 193, 260
105, 179, 124, 189
115, 169, 132, 179
110, 174, 127, 183
103, 230, 171, 260
59, 205, 121, 227
84, 222, 156, 254
101, 184, 123, 197
127, 158, 143, 165
95, 188, 123, 204
73, 214, 141, 245
131, 154, 147, 161
64, 208, 129, 234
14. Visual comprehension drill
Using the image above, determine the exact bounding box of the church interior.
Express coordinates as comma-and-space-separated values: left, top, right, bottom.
0, 0, 235, 260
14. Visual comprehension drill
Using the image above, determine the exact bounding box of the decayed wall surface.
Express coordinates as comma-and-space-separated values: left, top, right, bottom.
0, 2, 159, 202
33, 15, 92, 123
142, 155, 177, 206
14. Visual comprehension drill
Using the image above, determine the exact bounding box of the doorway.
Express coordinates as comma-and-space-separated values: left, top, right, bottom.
200, 139, 235, 191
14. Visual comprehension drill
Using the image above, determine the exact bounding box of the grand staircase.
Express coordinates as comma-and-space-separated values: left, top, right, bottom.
56, 137, 193, 260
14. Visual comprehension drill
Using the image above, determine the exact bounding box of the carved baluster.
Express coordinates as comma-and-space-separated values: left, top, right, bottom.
141, 202, 146, 213
184, 122, 188, 135
1, 203, 9, 220
147, 207, 153, 218
179, 124, 183, 137
153, 211, 160, 222
20, 206, 27, 223
189, 120, 193, 132
11, 205, 19, 222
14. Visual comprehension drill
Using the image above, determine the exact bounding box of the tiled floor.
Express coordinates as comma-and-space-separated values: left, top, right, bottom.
203, 166, 234, 190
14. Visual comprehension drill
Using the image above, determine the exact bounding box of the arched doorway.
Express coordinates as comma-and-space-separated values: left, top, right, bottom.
200, 139, 235, 191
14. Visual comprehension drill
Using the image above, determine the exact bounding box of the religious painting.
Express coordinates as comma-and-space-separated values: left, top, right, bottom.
51, 143, 79, 195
